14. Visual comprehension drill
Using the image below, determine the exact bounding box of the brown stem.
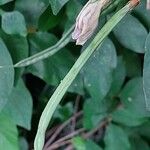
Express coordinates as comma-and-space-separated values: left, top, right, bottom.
71, 95, 81, 131
65, 118, 111, 150
47, 128, 85, 150
44, 111, 83, 149
46, 140, 71, 150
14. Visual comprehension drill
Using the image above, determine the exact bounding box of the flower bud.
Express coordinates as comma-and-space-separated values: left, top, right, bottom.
72, 0, 109, 45
147, 0, 150, 9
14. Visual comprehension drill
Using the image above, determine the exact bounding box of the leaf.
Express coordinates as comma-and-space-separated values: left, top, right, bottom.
0, 31, 29, 83
123, 49, 142, 77
143, 33, 150, 110
53, 103, 73, 122
2, 79, 33, 130
113, 14, 148, 53
136, 121, 150, 139
2, 11, 27, 37
38, 6, 63, 31
112, 108, 148, 126
130, 136, 150, 150
19, 137, 29, 150
120, 77, 150, 117
104, 124, 130, 150
83, 98, 110, 129
72, 137, 102, 150
0, 38, 14, 112
49, 0, 70, 15
0, 114, 19, 150
109, 56, 126, 96
113, 77, 150, 127
0, 0, 13, 5
15, 0, 48, 27
66, 0, 82, 22
83, 38, 117, 100
134, 0, 150, 29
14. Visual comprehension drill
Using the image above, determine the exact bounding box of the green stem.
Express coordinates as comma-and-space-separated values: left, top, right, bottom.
34, 2, 136, 150
14, 25, 74, 67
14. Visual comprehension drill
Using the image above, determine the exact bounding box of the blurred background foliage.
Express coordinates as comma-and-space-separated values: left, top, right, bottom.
0, 0, 150, 150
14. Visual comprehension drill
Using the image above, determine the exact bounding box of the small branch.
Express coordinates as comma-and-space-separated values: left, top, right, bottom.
83, 119, 109, 139
46, 128, 85, 150
71, 95, 81, 131
65, 118, 110, 150
44, 111, 83, 149
45, 125, 60, 140
46, 140, 71, 150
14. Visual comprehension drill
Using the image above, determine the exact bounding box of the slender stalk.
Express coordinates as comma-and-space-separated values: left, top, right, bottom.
14, 25, 74, 67
34, 2, 138, 150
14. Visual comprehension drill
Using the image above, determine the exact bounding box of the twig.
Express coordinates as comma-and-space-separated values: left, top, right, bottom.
71, 95, 81, 131
65, 119, 110, 150
45, 125, 60, 140
46, 128, 85, 150
44, 111, 83, 149
83, 119, 108, 138
46, 140, 71, 150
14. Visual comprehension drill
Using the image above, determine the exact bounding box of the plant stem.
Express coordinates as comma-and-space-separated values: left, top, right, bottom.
14, 25, 74, 67
34, 1, 138, 150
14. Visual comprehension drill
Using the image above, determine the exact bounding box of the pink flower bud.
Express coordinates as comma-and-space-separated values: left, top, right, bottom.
72, 0, 109, 45
147, 0, 150, 9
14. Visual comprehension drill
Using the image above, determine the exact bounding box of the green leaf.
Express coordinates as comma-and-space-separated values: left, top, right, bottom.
66, 0, 82, 22
130, 136, 150, 150
120, 77, 150, 117
0, 31, 29, 83
2, 11, 27, 37
83, 38, 117, 100
19, 137, 28, 150
0, 38, 14, 111
0, 114, 19, 150
134, 0, 150, 29
143, 33, 150, 110
83, 98, 109, 129
38, 6, 63, 31
112, 108, 148, 126
135, 121, 150, 139
2, 79, 32, 130
72, 137, 102, 150
0, 0, 13, 5
53, 103, 73, 122
123, 50, 142, 77
104, 124, 130, 150
112, 78, 149, 125
109, 56, 126, 96
15, 0, 48, 27
49, 0, 70, 15
113, 14, 148, 53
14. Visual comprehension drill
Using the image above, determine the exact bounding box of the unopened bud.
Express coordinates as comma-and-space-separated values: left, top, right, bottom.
72, 0, 109, 45
147, 0, 150, 9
